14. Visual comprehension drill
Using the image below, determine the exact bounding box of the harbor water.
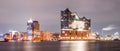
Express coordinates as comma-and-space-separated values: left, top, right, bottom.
0, 41, 120, 51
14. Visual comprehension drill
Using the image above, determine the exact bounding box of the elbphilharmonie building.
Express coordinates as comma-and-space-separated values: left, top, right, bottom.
60, 8, 91, 40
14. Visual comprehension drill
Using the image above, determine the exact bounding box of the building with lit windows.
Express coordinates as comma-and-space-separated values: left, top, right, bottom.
60, 8, 91, 40
27, 19, 40, 41
27, 18, 33, 40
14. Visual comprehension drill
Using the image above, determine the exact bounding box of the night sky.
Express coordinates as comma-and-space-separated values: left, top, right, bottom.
0, 0, 120, 35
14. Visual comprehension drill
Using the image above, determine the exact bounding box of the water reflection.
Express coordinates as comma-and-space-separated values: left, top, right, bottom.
23, 42, 35, 51
60, 41, 88, 51
0, 41, 120, 51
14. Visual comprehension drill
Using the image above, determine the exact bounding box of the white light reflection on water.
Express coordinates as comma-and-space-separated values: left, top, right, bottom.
23, 42, 35, 51
60, 41, 88, 51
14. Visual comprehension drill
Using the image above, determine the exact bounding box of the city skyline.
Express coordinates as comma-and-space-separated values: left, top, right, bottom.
0, 0, 120, 35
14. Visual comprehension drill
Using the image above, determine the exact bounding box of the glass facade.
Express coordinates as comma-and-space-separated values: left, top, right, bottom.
60, 8, 91, 40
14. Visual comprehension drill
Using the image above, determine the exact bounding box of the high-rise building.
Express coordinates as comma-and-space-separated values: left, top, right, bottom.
27, 18, 33, 40
27, 18, 40, 41
60, 8, 91, 40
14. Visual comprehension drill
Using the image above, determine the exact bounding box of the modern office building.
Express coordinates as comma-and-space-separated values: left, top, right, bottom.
27, 18, 40, 41
60, 8, 91, 40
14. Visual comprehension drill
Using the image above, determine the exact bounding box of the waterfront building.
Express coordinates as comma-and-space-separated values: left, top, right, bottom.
60, 8, 91, 40
40, 31, 59, 41
27, 18, 33, 40
40, 31, 53, 41
3, 31, 28, 41
27, 18, 40, 41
